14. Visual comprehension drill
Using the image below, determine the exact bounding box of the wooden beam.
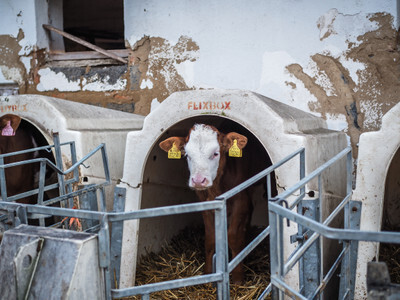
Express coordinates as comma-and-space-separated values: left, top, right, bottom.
43, 24, 128, 64
49, 49, 130, 61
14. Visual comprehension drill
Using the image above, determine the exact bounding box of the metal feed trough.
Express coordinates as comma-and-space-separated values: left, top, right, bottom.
2, 136, 400, 299
0, 133, 116, 298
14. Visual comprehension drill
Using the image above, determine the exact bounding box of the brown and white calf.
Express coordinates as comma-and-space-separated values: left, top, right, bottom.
0, 114, 57, 204
160, 123, 253, 283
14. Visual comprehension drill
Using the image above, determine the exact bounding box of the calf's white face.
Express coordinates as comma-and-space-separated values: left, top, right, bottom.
159, 123, 248, 191
184, 124, 220, 189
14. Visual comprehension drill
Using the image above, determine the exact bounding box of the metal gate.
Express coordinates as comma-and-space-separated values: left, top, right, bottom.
0, 135, 305, 299
266, 147, 400, 299
2, 136, 400, 299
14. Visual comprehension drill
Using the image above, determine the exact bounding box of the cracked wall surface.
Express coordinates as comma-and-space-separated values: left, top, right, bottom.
0, 2, 399, 160
0, 30, 28, 90
0, 31, 199, 114
129, 35, 199, 115
286, 12, 399, 157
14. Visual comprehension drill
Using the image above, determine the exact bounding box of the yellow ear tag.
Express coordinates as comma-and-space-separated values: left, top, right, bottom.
229, 139, 242, 157
168, 143, 181, 159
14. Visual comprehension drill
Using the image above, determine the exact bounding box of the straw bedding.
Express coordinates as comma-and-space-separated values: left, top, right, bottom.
129, 226, 271, 299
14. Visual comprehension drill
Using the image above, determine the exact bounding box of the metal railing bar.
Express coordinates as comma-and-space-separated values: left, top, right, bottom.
5, 181, 104, 204
271, 276, 308, 300
228, 226, 270, 273
284, 233, 319, 276
322, 193, 351, 227
108, 200, 224, 221
257, 283, 272, 300
111, 273, 223, 298
288, 191, 306, 210
0, 143, 108, 203
341, 289, 350, 300
283, 194, 351, 274
216, 148, 305, 201
42, 183, 109, 206
309, 246, 349, 300
269, 202, 400, 243
5, 177, 78, 203
273, 147, 351, 202
0, 199, 224, 222
0, 142, 72, 159
5, 183, 59, 202
0, 143, 106, 177
0, 202, 104, 220
57, 143, 106, 175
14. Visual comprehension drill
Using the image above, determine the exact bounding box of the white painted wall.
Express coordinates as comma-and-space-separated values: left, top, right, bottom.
0, 0, 397, 128
0, 0, 35, 83
124, 0, 397, 130
0, 0, 37, 53
0, 0, 53, 84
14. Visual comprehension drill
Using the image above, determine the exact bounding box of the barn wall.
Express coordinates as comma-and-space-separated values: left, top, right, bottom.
0, 1, 398, 158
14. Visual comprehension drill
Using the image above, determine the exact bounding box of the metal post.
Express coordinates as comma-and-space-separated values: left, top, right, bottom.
70, 141, 79, 184
338, 150, 354, 299
297, 149, 306, 293
215, 199, 229, 299
0, 158, 8, 201
299, 200, 320, 298
101, 145, 111, 183
37, 160, 47, 226
79, 184, 99, 230
269, 204, 284, 299
317, 174, 323, 299
98, 215, 112, 300
110, 187, 126, 289
299, 149, 305, 193
67, 141, 79, 209
339, 200, 361, 299
98, 187, 106, 212
15, 206, 28, 225
52, 133, 65, 199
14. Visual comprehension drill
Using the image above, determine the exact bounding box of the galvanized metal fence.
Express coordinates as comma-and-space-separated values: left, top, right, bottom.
266, 147, 400, 299
0, 134, 305, 299
3, 136, 400, 299
0, 133, 110, 229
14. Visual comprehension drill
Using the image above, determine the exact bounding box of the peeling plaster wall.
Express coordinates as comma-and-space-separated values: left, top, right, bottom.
125, 0, 398, 157
0, 0, 399, 294
1, 1, 398, 148
0, 0, 37, 87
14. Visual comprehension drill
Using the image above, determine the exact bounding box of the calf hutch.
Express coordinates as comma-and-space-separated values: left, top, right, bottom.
118, 89, 348, 292
0, 94, 144, 210
353, 101, 400, 299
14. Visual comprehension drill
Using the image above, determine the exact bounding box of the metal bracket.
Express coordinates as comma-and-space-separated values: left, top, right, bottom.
15, 206, 28, 226
14, 237, 44, 300
290, 232, 308, 244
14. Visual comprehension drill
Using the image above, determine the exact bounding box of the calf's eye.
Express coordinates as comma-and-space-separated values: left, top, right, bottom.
210, 152, 219, 159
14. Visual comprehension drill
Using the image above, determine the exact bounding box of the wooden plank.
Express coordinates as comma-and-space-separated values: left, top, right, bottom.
43, 24, 128, 64
49, 49, 129, 61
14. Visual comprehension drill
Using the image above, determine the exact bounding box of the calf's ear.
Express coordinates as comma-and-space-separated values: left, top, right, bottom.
223, 132, 248, 151
0, 114, 21, 135
159, 137, 186, 152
